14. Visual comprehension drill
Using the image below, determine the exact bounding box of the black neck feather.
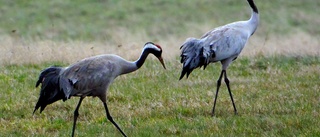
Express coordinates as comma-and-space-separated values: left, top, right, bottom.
136, 48, 152, 68
247, 0, 258, 13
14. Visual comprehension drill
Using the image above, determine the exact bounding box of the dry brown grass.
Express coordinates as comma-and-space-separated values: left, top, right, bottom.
1, 27, 319, 65
244, 31, 320, 57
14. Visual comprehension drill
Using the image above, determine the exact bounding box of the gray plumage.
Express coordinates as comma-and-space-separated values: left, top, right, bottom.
33, 42, 166, 137
179, 0, 259, 116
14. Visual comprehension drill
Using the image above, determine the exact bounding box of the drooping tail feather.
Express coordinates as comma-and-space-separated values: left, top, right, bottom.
179, 38, 213, 80
33, 66, 69, 114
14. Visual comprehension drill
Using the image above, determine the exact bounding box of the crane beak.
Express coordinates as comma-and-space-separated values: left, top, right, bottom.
158, 57, 166, 69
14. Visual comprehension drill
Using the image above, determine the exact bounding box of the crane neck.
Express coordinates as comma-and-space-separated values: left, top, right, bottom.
120, 48, 153, 75
135, 48, 150, 69
248, 8, 259, 36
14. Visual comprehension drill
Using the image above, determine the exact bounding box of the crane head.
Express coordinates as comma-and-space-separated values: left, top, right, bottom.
144, 42, 166, 69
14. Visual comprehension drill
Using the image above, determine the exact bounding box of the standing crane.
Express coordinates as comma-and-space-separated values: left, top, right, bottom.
33, 42, 166, 137
179, 0, 259, 116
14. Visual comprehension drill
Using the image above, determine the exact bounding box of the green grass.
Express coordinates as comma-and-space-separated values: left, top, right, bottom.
0, 56, 319, 136
1, 0, 320, 41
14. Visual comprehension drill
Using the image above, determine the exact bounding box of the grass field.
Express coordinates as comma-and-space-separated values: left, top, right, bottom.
0, 0, 320, 136
1, 56, 319, 136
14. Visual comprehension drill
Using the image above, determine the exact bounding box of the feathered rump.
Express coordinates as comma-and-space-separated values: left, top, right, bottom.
179, 38, 213, 80
33, 67, 70, 114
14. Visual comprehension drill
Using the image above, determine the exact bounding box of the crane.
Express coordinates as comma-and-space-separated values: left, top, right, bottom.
33, 42, 166, 137
179, 0, 259, 116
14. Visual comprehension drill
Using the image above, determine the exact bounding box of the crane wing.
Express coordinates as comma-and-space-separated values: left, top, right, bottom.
62, 56, 116, 97
201, 27, 249, 62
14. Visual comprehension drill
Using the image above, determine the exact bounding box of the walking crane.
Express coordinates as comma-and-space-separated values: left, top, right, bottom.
179, 0, 259, 116
33, 42, 166, 137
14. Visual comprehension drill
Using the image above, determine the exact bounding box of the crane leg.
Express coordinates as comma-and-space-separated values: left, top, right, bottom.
211, 70, 224, 116
224, 71, 238, 115
103, 102, 127, 137
72, 97, 84, 137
